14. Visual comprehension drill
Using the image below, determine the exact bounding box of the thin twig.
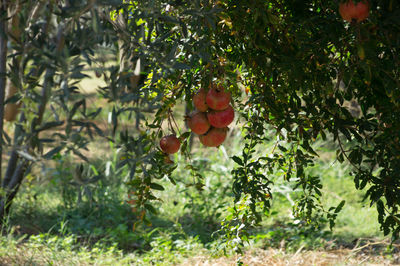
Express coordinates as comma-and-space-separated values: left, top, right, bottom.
170, 111, 181, 136
167, 109, 175, 135
383, 205, 400, 226
337, 136, 362, 172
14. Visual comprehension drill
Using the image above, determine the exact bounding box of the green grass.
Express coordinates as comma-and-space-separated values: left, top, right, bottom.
246, 140, 383, 252
1, 133, 391, 265
318, 163, 382, 241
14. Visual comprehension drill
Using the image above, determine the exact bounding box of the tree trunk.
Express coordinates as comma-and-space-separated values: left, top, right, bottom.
4, 1, 22, 122
0, 161, 28, 221
0, 0, 8, 188
0, 1, 49, 224
0, 0, 8, 227
0, 66, 53, 223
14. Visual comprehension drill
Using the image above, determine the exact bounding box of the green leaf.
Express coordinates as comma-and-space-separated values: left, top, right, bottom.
4, 93, 21, 104
232, 156, 243, 166
72, 149, 89, 162
302, 140, 319, 157
172, 63, 191, 70
339, 127, 352, 141
150, 183, 165, 191
335, 200, 345, 214
144, 204, 158, 214
36, 121, 65, 132
180, 131, 191, 140
278, 145, 287, 152
167, 175, 176, 185
43, 146, 64, 159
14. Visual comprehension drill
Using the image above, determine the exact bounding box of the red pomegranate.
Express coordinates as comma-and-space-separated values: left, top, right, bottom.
206, 84, 231, 111
339, 0, 370, 23
193, 88, 208, 112
207, 105, 234, 128
160, 134, 181, 154
186, 111, 211, 135
199, 127, 228, 147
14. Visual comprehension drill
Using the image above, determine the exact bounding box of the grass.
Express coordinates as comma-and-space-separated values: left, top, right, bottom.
1, 134, 397, 265
1, 234, 397, 265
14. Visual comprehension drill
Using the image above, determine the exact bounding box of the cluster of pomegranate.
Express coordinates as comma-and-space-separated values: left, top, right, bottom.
187, 84, 234, 147
159, 84, 234, 155
339, 0, 370, 23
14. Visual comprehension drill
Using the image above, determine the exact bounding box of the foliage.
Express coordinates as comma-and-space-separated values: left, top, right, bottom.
212, 0, 400, 249
0, 0, 400, 256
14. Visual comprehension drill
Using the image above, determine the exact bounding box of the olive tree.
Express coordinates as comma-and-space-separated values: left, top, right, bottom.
0, 0, 218, 224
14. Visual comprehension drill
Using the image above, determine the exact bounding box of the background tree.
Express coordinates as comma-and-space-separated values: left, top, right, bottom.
0, 0, 110, 220
0, 0, 219, 225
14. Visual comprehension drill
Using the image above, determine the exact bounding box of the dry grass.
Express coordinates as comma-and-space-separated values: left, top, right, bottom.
1, 244, 398, 266
180, 247, 399, 266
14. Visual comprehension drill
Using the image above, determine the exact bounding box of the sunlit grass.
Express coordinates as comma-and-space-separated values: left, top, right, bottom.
0, 136, 394, 265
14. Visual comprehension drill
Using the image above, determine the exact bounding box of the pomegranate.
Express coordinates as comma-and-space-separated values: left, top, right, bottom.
207, 105, 234, 128
199, 127, 228, 147
186, 111, 211, 135
160, 134, 181, 154
206, 84, 231, 111
193, 88, 208, 112
339, 0, 370, 23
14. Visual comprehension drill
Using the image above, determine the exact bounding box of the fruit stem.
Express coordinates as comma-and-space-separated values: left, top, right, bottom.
170, 109, 181, 136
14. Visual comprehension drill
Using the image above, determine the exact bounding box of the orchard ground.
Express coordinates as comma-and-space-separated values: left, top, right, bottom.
1, 70, 399, 265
